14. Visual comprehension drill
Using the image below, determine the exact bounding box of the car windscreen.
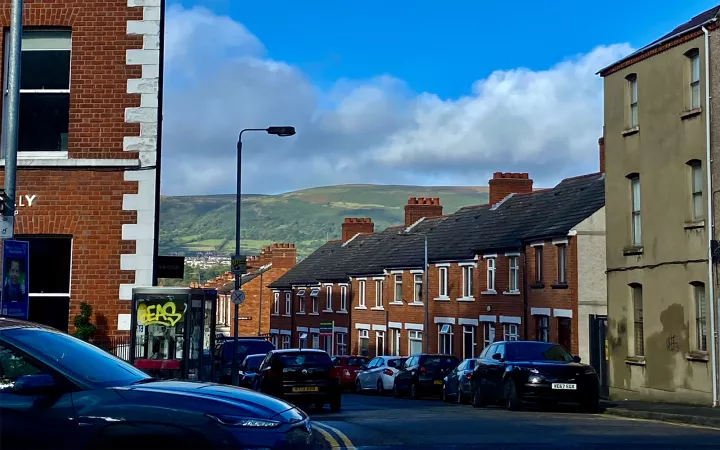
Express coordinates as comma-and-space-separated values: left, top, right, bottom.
506, 343, 574, 362
223, 340, 274, 361
345, 357, 368, 367
244, 355, 264, 372
387, 358, 406, 368
466, 359, 476, 370
2, 327, 149, 388
277, 353, 332, 370
422, 356, 459, 368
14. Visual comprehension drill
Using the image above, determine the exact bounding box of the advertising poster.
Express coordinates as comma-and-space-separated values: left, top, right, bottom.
1, 240, 30, 320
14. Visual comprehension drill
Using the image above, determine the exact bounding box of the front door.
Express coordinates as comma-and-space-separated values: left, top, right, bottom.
589, 315, 609, 398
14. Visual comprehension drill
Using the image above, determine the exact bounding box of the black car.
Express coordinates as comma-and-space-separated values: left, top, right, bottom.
392, 353, 460, 399
0, 318, 316, 450
255, 349, 341, 412
470, 340, 600, 411
213, 337, 275, 384
442, 358, 475, 403
239, 353, 266, 389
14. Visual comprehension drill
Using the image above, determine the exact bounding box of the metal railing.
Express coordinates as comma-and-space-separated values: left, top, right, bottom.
90, 335, 132, 361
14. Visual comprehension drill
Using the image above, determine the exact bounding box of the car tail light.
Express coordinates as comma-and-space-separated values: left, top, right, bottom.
465, 373, 472, 380
419, 367, 427, 374
383, 369, 393, 376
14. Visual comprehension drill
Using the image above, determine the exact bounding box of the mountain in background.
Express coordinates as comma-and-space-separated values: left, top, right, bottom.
159, 184, 490, 258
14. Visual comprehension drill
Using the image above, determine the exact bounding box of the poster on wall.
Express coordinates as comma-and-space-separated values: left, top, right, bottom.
1, 240, 30, 320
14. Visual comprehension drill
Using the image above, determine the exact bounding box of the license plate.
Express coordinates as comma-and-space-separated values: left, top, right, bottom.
292, 386, 319, 393
551, 383, 577, 390
434, 380, 443, 385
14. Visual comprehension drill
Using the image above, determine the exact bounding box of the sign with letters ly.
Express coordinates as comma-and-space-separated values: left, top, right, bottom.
0, 193, 38, 216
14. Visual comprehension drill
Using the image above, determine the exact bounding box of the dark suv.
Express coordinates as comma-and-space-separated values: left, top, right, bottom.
392, 353, 460, 399
213, 338, 275, 384
255, 349, 342, 412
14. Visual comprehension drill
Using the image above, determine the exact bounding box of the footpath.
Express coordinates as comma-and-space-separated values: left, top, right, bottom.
602, 399, 720, 428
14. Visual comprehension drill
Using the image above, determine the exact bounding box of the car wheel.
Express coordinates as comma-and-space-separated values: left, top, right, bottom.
330, 394, 342, 412
393, 382, 403, 398
456, 383, 464, 404
376, 379, 384, 395
441, 383, 448, 402
410, 382, 420, 400
504, 380, 521, 411
472, 383, 485, 408
355, 379, 363, 394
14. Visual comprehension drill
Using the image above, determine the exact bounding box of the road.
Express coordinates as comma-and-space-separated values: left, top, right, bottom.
308, 393, 720, 449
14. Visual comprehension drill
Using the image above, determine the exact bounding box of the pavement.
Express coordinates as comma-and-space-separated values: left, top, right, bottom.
602, 399, 720, 428
306, 392, 720, 449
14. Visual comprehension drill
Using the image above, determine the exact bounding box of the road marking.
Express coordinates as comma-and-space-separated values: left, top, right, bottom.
314, 423, 342, 448
315, 421, 356, 449
595, 413, 720, 432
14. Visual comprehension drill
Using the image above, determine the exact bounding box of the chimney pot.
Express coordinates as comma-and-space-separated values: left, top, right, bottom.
488, 172, 534, 206
404, 196, 443, 227
341, 217, 374, 242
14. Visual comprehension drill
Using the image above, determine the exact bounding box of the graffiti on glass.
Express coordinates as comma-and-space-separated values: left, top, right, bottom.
138, 299, 185, 327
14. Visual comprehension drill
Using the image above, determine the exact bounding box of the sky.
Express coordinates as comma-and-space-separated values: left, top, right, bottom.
160, 0, 719, 196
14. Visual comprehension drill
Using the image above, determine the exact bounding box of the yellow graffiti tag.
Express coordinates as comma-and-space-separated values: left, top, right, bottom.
138, 301, 184, 326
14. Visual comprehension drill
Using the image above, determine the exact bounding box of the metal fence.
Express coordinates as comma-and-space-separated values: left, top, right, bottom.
90, 335, 131, 361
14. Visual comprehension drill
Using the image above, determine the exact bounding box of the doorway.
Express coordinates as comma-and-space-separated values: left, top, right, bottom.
589, 314, 609, 398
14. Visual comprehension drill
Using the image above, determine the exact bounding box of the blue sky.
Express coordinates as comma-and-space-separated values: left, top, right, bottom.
162, 0, 718, 195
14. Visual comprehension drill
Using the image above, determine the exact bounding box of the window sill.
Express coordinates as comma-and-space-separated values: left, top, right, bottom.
623, 246, 644, 256
686, 351, 709, 362
322, 309, 333, 313
503, 290, 521, 296
388, 301, 404, 306
354, 306, 367, 310
530, 282, 545, 289
457, 296, 475, 302
481, 290, 497, 295
371, 306, 385, 311
408, 302, 424, 307
625, 356, 646, 366
282, 314, 291, 317
551, 284, 568, 290
296, 312, 306, 315
684, 220, 705, 230
681, 108, 702, 121
336, 310, 348, 314
622, 126, 639, 137
434, 296, 451, 302
309, 312, 319, 316
271, 313, 279, 316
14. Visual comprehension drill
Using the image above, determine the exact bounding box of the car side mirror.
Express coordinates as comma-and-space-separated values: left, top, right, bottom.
573, 356, 581, 363
492, 353, 502, 361
12, 374, 57, 395
360, 365, 367, 371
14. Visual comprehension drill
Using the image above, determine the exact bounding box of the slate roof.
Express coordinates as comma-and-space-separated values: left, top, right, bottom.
598, 5, 719, 75
268, 173, 605, 287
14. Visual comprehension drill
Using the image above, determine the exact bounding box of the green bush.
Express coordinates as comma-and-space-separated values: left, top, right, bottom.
73, 302, 96, 341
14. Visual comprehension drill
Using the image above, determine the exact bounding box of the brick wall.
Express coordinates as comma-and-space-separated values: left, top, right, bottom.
488, 173, 533, 205
341, 218, 374, 242
404, 197, 443, 227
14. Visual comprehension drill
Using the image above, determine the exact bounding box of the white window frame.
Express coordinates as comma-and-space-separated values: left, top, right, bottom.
311, 292, 319, 314
438, 266, 449, 298
393, 274, 403, 302
408, 330, 423, 355
462, 265, 474, 297
359, 329, 370, 356
391, 328, 401, 356
271, 334, 279, 348
336, 332, 347, 355
694, 282, 707, 352
340, 285, 348, 311
690, 162, 703, 221
438, 324, 453, 354
375, 279, 384, 308
413, 273, 423, 302
462, 325, 476, 359
376, 331, 386, 356
298, 294, 306, 314
284, 292, 292, 315
629, 75, 638, 128
358, 280, 366, 307
536, 316, 550, 342
482, 322, 495, 348
325, 285, 333, 311
504, 323, 519, 341
486, 258, 496, 291
508, 256, 519, 292
631, 175, 641, 246
273, 292, 279, 315
557, 245, 567, 284
281, 334, 290, 349
690, 52, 700, 110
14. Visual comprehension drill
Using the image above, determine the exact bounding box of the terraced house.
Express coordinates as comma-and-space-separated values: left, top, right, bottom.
269, 158, 608, 381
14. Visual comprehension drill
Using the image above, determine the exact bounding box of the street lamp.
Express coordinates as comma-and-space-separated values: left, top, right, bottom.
397, 231, 429, 353
231, 126, 296, 386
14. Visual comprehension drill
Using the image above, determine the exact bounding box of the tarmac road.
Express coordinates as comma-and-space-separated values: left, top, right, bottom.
308, 392, 720, 449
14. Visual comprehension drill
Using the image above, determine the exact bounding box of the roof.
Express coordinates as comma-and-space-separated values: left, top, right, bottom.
268, 172, 605, 287
598, 5, 719, 75
218, 263, 274, 293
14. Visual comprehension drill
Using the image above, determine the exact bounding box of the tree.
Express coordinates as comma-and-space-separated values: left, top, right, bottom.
73, 302, 96, 341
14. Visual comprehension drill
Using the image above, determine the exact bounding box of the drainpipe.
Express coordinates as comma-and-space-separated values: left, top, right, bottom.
521, 246, 529, 340
702, 24, 718, 407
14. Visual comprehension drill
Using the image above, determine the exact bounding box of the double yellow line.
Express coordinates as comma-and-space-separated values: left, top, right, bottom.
314, 421, 356, 449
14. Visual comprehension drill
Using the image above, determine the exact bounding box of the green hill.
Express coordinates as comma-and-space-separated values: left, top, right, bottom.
159, 184, 489, 258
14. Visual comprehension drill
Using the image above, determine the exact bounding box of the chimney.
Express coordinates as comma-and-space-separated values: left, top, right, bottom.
598, 135, 605, 174
404, 197, 443, 227
342, 218, 374, 242
488, 172, 533, 205
266, 243, 297, 269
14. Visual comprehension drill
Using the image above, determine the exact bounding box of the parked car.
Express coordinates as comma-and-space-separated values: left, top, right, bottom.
238, 353, 266, 389
392, 354, 459, 399
256, 349, 342, 412
442, 358, 475, 403
213, 338, 275, 384
355, 356, 406, 394
0, 318, 315, 450
469, 340, 600, 411
331, 355, 370, 390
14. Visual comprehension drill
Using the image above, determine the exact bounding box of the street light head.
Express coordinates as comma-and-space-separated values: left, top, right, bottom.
266, 126, 296, 137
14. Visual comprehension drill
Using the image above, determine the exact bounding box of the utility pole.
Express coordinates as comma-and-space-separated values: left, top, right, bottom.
3, 0, 23, 226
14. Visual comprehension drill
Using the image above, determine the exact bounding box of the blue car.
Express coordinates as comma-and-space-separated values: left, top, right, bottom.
0, 318, 316, 450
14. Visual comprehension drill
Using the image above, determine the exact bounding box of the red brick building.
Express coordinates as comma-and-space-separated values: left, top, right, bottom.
269, 159, 606, 363
0, 0, 163, 336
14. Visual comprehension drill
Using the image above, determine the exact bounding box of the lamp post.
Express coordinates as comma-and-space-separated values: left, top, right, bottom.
398, 231, 429, 353
231, 126, 295, 386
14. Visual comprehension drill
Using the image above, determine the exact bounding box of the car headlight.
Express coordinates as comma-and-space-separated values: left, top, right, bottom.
520, 367, 540, 374
206, 414, 282, 428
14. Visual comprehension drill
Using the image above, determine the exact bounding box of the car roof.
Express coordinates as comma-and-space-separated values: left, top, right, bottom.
0, 317, 55, 332
245, 353, 267, 359
272, 348, 328, 354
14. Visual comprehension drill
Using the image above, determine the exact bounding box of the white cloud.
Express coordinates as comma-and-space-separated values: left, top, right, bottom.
161, 5, 633, 195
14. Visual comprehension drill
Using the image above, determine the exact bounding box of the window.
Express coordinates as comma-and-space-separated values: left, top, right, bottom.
438, 267, 448, 297
358, 281, 366, 307
340, 285, 348, 311
336, 332, 347, 355
311, 289, 319, 313
312, 333, 320, 349
359, 329, 370, 356
558, 318, 572, 351
413, 274, 423, 302
324, 335, 333, 354
536, 316, 550, 342
20, 236, 72, 332
508, 256, 519, 291
285, 293, 291, 315
628, 74, 638, 128
690, 51, 700, 110
504, 324, 519, 341
391, 328, 401, 356
486, 258, 496, 291
409, 330, 423, 355
325, 285, 332, 311
376, 331, 386, 356
689, 161, 703, 221
630, 175, 641, 246
2, 30, 71, 155
273, 293, 279, 315
462, 265, 474, 297
282, 334, 290, 349
535, 247, 543, 282
557, 245, 567, 284
0, 342, 43, 392
394, 274, 403, 301
271, 334, 279, 348
299, 332, 308, 349
438, 324, 453, 354
298, 294, 306, 314
463, 326, 476, 359
693, 282, 707, 352
375, 280, 384, 308
632, 284, 644, 356
482, 322, 495, 348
